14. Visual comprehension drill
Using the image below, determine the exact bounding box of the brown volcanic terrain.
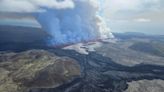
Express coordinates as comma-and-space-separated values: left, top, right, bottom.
0, 50, 81, 92
125, 79, 164, 92
0, 26, 164, 92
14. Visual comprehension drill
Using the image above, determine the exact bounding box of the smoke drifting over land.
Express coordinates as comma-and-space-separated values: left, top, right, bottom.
0, 0, 114, 46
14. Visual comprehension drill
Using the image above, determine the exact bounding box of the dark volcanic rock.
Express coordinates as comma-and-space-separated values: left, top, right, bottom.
0, 25, 48, 51
1, 48, 164, 92
27, 48, 164, 92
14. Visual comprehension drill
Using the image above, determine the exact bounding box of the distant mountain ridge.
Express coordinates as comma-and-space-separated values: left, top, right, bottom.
113, 32, 164, 41
0, 25, 48, 43
0, 25, 49, 51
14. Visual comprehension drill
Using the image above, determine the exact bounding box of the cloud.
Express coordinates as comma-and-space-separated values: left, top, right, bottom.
101, 0, 164, 35
0, 0, 114, 45
0, 0, 75, 12
103, 0, 162, 17
35, 0, 113, 45
133, 18, 151, 22
0, 0, 101, 13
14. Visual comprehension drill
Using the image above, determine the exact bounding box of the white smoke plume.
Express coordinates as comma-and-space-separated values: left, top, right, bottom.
0, 0, 114, 46
0, 0, 74, 12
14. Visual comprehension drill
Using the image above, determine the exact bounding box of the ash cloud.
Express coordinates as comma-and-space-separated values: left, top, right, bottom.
0, 0, 114, 46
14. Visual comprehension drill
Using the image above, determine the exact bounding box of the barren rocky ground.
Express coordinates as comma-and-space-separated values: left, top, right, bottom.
0, 26, 164, 92
125, 79, 164, 92
0, 50, 80, 92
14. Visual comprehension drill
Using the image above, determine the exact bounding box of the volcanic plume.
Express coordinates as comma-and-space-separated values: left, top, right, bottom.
0, 0, 114, 46
34, 0, 113, 45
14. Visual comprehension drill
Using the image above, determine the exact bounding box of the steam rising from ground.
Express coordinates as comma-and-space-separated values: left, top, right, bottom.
0, 0, 114, 46
35, 0, 113, 45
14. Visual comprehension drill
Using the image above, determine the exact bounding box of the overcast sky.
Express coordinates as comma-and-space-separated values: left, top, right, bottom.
103, 0, 164, 35
0, 0, 163, 35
